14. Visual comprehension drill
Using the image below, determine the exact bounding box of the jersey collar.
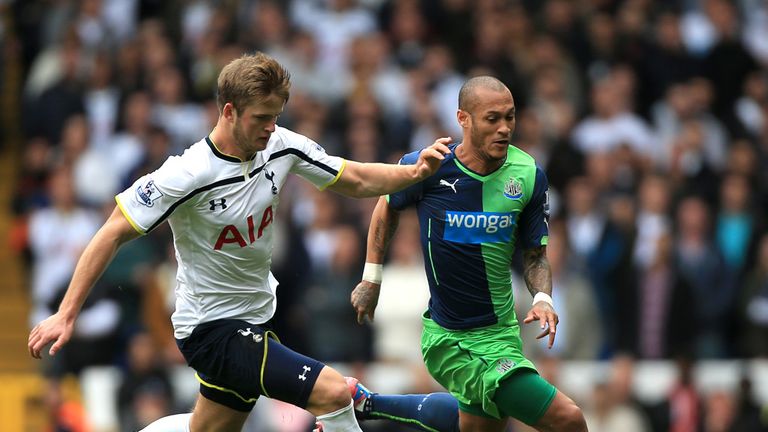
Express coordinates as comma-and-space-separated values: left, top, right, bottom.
452, 143, 509, 181
205, 136, 258, 163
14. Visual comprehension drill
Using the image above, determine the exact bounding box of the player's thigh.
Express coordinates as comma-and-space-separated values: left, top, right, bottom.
495, 369, 557, 426
532, 390, 586, 432
458, 410, 508, 432
260, 337, 325, 408
305, 364, 353, 415
179, 320, 325, 413
190, 394, 250, 432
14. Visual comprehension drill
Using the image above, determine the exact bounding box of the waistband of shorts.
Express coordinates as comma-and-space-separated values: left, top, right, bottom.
422, 310, 516, 336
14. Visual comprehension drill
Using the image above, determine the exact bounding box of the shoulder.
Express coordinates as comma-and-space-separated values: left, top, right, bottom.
506, 145, 536, 166
398, 149, 421, 165
400, 142, 459, 166
503, 145, 543, 180
152, 139, 215, 192
506, 146, 546, 180
270, 126, 316, 150
270, 126, 299, 148
265, 125, 335, 158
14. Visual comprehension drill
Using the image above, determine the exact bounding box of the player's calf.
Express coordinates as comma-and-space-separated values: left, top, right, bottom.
345, 376, 460, 432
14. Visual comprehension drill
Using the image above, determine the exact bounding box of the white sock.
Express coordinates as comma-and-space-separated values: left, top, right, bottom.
315, 402, 362, 432
139, 413, 192, 432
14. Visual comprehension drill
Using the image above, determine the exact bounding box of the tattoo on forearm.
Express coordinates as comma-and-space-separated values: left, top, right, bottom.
523, 247, 552, 298
372, 213, 399, 257
372, 218, 386, 256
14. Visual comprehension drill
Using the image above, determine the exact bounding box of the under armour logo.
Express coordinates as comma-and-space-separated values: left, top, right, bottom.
210, 198, 227, 210
298, 365, 311, 381
264, 170, 277, 195
439, 179, 459, 193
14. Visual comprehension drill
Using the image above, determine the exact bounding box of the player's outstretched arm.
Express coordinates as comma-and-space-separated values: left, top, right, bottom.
328, 137, 451, 198
521, 245, 559, 349
28, 206, 141, 359
351, 196, 400, 324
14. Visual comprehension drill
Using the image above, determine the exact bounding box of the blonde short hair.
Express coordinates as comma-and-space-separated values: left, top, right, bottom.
216, 52, 291, 112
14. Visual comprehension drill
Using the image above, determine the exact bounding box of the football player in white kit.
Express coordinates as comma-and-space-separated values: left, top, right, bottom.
28, 52, 451, 432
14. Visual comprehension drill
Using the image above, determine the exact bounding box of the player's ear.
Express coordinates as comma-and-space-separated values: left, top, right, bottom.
222, 103, 236, 122
457, 109, 470, 128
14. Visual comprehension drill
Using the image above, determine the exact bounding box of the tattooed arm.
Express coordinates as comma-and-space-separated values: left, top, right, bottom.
368, 197, 401, 265
521, 245, 559, 349
522, 246, 552, 298
351, 196, 401, 324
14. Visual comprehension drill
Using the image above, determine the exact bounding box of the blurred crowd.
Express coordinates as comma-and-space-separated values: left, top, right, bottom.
5, 0, 768, 431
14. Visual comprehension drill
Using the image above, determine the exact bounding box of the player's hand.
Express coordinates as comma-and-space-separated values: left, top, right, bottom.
351, 280, 381, 324
523, 302, 559, 349
28, 312, 75, 359
414, 137, 452, 180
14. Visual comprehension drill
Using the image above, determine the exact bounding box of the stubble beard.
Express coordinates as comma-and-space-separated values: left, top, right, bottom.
233, 119, 262, 156
471, 126, 508, 163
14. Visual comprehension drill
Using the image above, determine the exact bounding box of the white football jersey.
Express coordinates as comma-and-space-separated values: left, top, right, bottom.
116, 126, 345, 338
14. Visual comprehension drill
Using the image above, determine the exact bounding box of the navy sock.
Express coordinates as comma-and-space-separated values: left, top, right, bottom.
367, 392, 459, 432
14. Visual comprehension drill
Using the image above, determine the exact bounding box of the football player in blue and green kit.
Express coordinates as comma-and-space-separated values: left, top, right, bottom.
348, 76, 587, 432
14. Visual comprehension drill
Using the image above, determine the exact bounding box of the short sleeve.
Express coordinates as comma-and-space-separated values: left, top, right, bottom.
115, 156, 196, 234
286, 133, 345, 190
387, 150, 424, 210
517, 166, 550, 249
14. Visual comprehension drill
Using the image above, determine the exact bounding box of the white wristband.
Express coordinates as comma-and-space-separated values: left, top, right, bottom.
362, 263, 383, 284
532, 292, 553, 308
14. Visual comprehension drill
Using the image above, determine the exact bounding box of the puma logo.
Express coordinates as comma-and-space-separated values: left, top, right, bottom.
439, 179, 459, 193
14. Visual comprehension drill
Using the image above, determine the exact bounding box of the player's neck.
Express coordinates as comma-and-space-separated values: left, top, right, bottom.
209, 126, 252, 161
455, 142, 504, 175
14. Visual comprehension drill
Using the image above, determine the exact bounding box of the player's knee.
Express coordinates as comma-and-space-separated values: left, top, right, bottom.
551, 403, 586, 432
324, 378, 354, 411
536, 397, 585, 432
310, 375, 353, 414
307, 367, 356, 416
